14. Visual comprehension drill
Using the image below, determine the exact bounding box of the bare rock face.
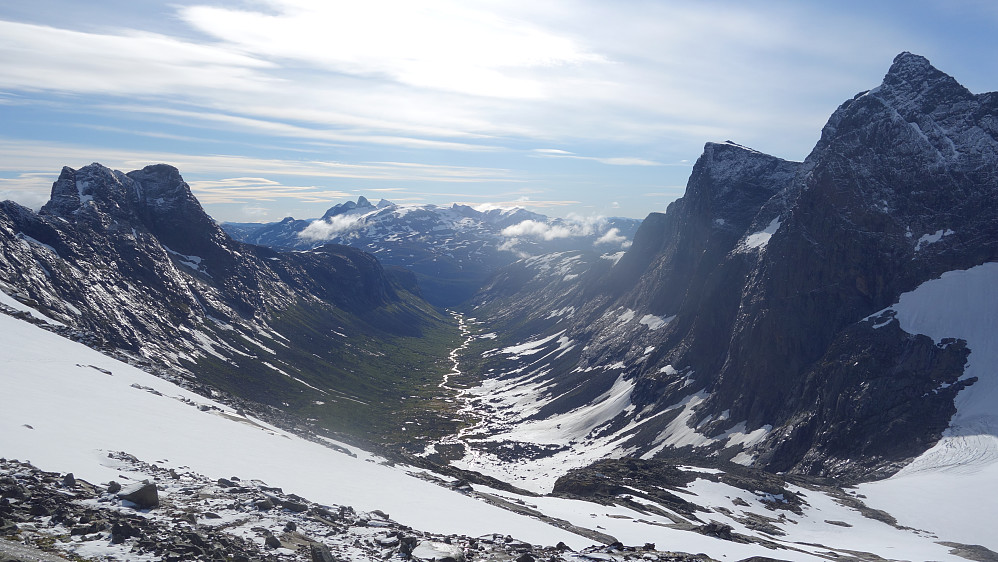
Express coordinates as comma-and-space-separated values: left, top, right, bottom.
465, 52, 998, 480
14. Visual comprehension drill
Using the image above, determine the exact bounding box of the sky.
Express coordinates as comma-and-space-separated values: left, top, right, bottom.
1, 0, 997, 223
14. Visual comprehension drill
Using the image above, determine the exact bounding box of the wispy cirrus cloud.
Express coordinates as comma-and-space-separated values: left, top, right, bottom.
0, 20, 273, 96
532, 148, 661, 166
1, 0, 994, 222
178, 0, 604, 100
0, 138, 523, 211
0, 139, 518, 182
101, 105, 503, 152
185, 177, 353, 205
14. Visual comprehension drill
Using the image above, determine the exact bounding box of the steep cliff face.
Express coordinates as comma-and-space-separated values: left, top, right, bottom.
710, 52, 998, 475
455, 53, 998, 481
0, 163, 447, 440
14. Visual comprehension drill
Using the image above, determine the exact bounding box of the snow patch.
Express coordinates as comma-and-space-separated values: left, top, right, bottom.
737, 217, 781, 252
914, 228, 954, 251
638, 314, 673, 331
857, 262, 998, 551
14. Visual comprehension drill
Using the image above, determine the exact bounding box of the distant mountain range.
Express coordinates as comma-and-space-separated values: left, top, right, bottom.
223, 198, 641, 307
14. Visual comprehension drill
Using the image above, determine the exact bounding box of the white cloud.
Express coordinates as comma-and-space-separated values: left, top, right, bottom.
186, 177, 354, 205
0, 0, 930, 167
178, 0, 603, 100
0, 139, 519, 189
502, 220, 575, 240
532, 149, 661, 166
0, 173, 54, 210
298, 215, 364, 241
0, 20, 273, 96
501, 214, 609, 240
594, 228, 626, 246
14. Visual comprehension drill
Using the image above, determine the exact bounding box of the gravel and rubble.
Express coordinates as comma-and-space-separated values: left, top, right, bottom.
0, 456, 728, 562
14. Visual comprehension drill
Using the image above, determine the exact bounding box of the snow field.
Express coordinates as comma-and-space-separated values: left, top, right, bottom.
858, 262, 998, 551
0, 313, 586, 548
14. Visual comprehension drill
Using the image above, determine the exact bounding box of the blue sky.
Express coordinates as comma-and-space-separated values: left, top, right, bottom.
1, 0, 996, 222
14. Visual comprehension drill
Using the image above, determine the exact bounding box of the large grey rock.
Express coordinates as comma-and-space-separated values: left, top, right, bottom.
117, 481, 159, 509
411, 541, 465, 562
310, 543, 336, 562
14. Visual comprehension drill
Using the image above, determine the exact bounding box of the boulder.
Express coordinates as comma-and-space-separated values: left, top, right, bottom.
310, 543, 336, 562
411, 541, 465, 562
117, 482, 159, 509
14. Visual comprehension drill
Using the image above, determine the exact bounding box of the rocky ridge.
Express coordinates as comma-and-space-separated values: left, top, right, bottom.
0, 456, 742, 562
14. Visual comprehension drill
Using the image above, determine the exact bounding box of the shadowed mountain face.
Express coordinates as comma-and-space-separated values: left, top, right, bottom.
458, 53, 998, 481
0, 163, 451, 442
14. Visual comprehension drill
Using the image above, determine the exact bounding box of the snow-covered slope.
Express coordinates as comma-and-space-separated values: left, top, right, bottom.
4, 309, 991, 560
0, 311, 583, 546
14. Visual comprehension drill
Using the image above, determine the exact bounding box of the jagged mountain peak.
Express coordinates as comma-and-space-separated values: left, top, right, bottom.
321, 196, 378, 220
884, 51, 953, 88
811, 51, 994, 184
682, 141, 799, 227
41, 163, 134, 219
876, 51, 973, 109
126, 163, 205, 217
40, 162, 202, 219
36, 162, 227, 262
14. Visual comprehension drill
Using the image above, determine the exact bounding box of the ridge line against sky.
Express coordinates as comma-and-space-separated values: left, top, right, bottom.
1, 0, 997, 222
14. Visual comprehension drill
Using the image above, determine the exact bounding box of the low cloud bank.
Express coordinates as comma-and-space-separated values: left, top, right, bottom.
298, 215, 363, 241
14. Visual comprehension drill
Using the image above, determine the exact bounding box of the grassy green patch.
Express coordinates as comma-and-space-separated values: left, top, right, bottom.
185, 294, 469, 449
